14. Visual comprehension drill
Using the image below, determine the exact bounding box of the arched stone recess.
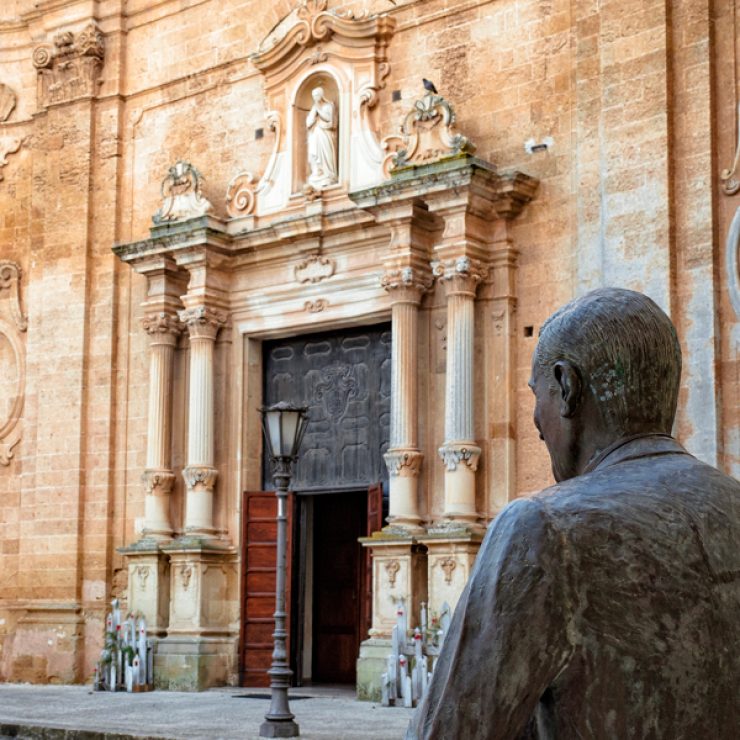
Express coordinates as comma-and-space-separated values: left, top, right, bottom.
226, 0, 395, 220
0, 261, 27, 465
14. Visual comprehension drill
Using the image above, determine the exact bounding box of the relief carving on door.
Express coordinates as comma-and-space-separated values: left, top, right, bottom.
263, 325, 391, 489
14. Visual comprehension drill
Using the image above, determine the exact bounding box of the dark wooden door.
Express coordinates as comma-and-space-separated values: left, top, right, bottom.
240, 490, 294, 687
262, 324, 391, 491
311, 492, 365, 683
360, 483, 383, 643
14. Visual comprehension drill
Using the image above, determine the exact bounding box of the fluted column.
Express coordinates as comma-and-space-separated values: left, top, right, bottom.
433, 256, 487, 525
382, 267, 431, 531
179, 305, 226, 537
141, 312, 182, 540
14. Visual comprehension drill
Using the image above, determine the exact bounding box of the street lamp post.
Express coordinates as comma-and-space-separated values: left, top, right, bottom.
259, 402, 310, 739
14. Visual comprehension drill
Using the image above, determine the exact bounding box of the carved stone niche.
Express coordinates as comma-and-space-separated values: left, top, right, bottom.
0, 262, 28, 465
226, 0, 396, 219
32, 22, 105, 109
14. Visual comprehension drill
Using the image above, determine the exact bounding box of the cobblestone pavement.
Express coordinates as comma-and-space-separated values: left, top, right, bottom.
0, 684, 413, 740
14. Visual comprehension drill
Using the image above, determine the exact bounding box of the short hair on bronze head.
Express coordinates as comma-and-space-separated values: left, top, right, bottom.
536, 287, 682, 436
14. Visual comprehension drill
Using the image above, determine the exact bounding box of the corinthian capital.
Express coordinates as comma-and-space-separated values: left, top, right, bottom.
142, 311, 183, 342
178, 305, 227, 340
432, 256, 488, 296
183, 465, 218, 491
438, 443, 481, 472
384, 449, 423, 477
381, 266, 433, 302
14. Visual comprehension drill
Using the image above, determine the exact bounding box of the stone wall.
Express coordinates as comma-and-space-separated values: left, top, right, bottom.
0, 0, 737, 685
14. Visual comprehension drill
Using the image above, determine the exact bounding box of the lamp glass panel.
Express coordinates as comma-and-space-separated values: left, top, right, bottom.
265, 411, 281, 458
293, 413, 309, 457
279, 411, 300, 457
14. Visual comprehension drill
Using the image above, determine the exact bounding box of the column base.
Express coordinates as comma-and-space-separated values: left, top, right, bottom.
417, 532, 484, 616
119, 539, 171, 638
358, 534, 427, 639
356, 638, 392, 702
154, 635, 238, 690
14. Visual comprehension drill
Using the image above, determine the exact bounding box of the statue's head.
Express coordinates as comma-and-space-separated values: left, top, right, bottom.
311, 86, 325, 103
529, 287, 682, 482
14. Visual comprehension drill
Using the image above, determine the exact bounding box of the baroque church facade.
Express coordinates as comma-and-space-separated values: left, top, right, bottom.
0, 0, 738, 697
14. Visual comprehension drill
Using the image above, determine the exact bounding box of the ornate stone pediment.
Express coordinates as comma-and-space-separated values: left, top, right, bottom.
33, 22, 105, 108
226, 0, 396, 220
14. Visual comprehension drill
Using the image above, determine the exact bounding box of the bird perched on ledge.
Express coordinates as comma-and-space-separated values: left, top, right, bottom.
422, 78, 438, 94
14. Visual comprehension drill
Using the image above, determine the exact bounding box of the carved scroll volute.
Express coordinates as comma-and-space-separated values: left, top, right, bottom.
0, 261, 28, 465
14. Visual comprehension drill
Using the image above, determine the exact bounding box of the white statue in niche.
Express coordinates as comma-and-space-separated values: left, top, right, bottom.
306, 86, 338, 190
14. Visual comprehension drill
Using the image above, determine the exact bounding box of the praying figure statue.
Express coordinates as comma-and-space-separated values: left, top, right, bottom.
408, 287, 740, 739
306, 86, 338, 191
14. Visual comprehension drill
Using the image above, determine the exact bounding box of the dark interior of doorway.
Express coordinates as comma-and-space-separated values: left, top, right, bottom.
291, 485, 383, 686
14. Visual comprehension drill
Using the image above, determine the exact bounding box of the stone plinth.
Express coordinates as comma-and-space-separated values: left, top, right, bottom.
418, 530, 483, 617
356, 534, 427, 702
119, 541, 170, 639
156, 539, 239, 690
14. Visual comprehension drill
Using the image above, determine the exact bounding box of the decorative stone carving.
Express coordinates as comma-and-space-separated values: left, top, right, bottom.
384, 449, 423, 477
0, 137, 22, 182
380, 266, 434, 295
183, 465, 218, 491
180, 564, 193, 591
385, 559, 401, 588
721, 102, 740, 196
226, 111, 281, 219
153, 161, 213, 224
439, 444, 481, 473
178, 305, 227, 339
382, 87, 476, 175
143, 470, 176, 496
304, 298, 328, 313
432, 256, 489, 290
294, 254, 335, 283
0, 84, 17, 122
134, 565, 150, 591
33, 22, 105, 108
226, 171, 256, 217
438, 556, 457, 586
142, 311, 183, 340
0, 261, 27, 465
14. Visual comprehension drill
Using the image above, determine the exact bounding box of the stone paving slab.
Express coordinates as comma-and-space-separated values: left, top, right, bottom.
0, 685, 413, 740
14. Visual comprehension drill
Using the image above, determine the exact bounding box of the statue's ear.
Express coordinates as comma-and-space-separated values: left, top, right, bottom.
553, 361, 582, 418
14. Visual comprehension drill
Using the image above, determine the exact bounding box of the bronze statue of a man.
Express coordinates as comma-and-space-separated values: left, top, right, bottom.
408, 288, 740, 739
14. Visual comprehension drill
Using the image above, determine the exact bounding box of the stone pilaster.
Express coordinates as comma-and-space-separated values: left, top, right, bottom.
381, 267, 432, 532
141, 311, 182, 540
432, 256, 487, 526
178, 305, 227, 538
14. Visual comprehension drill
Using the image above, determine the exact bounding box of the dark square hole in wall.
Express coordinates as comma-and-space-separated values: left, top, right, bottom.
255, 128, 264, 140
392, 89, 402, 102
524, 325, 534, 337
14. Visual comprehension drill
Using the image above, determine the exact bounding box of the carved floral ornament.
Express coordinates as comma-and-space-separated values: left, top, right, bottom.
384, 559, 401, 588
382, 89, 476, 177
33, 22, 105, 108
0, 261, 27, 465
438, 556, 457, 586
